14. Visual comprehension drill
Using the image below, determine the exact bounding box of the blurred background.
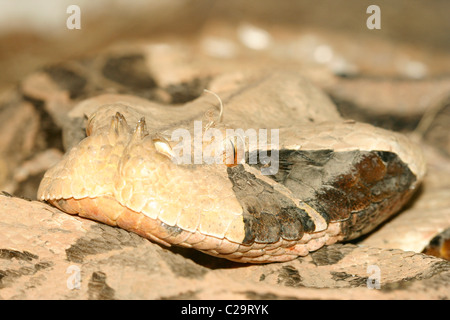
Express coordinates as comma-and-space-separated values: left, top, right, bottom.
0, 0, 449, 199
0, 0, 449, 90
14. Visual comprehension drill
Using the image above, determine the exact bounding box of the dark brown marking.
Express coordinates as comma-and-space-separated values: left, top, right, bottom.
339, 151, 416, 239
227, 165, 315, 244
277, 266, 303, 287
355, 152, 387, 183
44, 65, 87, 99
88, 271, 115, 300
0, 249, 38, 262
330, 271, 369, 287
381, 260, 450, 293
102, 54, 156, 89
65, 224, 141, 263
0, 261, 53, 289
165, 78, 209, 104
346, 182, 371, 212
314, 186, 350, 221
243, 212, 281, 243
331, 92, 422, 132
276, 207, 305, 240
249, 149, 416, 241
309, 244, 356, 266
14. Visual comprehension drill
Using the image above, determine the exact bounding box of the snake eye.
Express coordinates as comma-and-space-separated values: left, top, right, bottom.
153, 135, 175, 160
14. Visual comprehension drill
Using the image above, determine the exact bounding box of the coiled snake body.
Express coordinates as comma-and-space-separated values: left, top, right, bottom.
37, 72, 426, 263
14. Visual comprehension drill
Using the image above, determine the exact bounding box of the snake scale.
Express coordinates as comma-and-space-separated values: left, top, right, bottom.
36, 65, 426, 263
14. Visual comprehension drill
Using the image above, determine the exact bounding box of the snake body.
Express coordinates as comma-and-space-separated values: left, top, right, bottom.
37, 73, 426, 263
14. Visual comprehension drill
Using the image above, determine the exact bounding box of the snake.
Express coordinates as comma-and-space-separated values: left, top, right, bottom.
36, 67, 426, 263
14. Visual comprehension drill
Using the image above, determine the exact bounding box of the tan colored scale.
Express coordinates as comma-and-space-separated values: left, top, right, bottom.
39, 108, 247, 249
